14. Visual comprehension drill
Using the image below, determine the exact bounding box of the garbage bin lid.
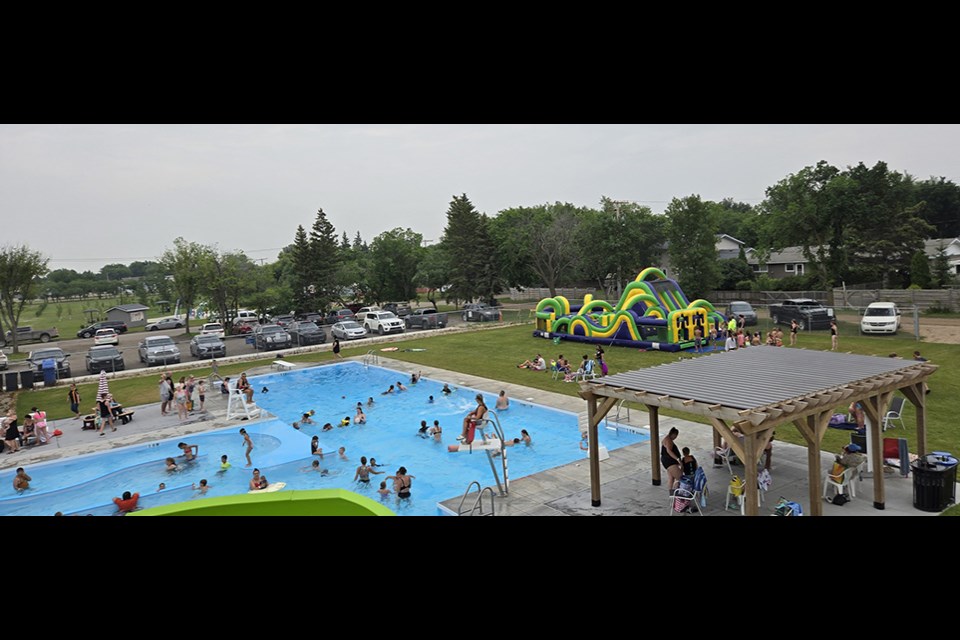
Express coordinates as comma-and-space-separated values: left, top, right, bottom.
42, 358, 55, 368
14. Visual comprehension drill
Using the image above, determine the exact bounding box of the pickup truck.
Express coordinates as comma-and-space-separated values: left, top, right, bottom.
768, 298, 834, 330
1, 325, 59, 347
404, 308, 448, 329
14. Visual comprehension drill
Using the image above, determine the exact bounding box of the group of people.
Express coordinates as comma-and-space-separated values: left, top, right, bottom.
2, 407, 55, 451
159, 373, 208, 421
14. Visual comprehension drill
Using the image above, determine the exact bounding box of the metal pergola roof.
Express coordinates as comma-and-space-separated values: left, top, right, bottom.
590, 348, 923, 411
577, 347, 938, 516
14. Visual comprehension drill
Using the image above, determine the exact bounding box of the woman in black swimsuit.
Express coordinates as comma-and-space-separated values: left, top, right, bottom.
388, 466, 415, 499
660, 427, 682, 491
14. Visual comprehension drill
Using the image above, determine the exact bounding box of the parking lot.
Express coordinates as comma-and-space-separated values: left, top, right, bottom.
0, 308, 511, 380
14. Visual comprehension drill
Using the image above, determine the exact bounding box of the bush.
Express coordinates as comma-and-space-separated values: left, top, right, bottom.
925, 300, 956, 314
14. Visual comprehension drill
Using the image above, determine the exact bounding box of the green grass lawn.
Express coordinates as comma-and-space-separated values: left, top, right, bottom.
14, 318, 959, 467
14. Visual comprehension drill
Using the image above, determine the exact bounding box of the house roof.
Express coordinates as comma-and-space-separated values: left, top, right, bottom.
715, 233, 745, 246
923, 237, 959, 257
106, 304, 150, 313
746, 246, 809, 265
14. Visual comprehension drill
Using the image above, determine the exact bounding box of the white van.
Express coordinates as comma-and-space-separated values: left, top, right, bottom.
860, 302, 901, 335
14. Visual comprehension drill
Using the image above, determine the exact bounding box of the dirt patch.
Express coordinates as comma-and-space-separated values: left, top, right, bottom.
919, 324, 960, 345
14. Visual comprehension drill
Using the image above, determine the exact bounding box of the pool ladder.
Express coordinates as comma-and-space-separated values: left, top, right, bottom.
457, 481, 496, 516
362, 350, 380, 366
605, 399, 631, 430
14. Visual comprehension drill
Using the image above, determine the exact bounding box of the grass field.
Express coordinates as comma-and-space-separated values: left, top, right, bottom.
15, 316, 958, 451
4, 296, 147, 340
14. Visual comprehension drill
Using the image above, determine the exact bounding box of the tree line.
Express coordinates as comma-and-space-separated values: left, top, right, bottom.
2, 159, 957, 350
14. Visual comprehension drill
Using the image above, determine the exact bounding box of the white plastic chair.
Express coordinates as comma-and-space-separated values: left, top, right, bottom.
574, 360, 599, 382
823, 465, 857, 501
882, 396, 906, 431
669, 487, 703, 515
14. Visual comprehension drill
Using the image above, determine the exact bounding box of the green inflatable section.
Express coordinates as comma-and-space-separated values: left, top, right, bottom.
128, 489, 396, 517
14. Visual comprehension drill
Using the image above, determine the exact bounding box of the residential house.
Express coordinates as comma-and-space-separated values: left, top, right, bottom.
923, 237, 960, 276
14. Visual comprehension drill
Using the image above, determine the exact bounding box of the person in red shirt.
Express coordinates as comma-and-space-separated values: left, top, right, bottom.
113, 490, 140, 513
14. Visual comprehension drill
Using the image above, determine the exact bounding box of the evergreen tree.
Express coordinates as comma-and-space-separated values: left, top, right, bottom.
308, 208, 340, 310
441, 194, 488, 303
910, 250, 931, 288
290, 225, 314, 311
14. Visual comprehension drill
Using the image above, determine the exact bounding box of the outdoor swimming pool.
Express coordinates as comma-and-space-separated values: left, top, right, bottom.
0, 362, 648, 516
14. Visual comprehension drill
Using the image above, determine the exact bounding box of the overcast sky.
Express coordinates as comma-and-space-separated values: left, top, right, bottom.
3, 123, 959, 273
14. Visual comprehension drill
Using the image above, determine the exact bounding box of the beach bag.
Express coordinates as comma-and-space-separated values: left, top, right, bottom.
729, 475, 744, 497
758, 468, 772, 491
186, 400, 194, 412
831, 492, 849, 506
673, 488, 694, 512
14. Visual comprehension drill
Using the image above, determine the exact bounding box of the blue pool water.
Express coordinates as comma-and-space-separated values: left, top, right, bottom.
0, 362, 648, 516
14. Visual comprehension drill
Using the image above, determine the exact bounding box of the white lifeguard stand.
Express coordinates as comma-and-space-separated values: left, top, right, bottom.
226, 385, 261, 421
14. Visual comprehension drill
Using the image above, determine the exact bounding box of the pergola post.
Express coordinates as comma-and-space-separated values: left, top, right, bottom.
649, 405, 660, 486
586, 394, 601, 507
862, 395, 886, 510
743, 432, 759, 516
901, 383, 927, 455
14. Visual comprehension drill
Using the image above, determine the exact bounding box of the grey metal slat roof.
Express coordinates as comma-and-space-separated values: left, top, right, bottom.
587, 348, 923, 410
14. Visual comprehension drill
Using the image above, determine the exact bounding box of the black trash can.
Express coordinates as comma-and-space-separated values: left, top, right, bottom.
19, 369, 34, 389
851, 433, 867, 452
4, 371, 18, 392
912, 454, 958, 512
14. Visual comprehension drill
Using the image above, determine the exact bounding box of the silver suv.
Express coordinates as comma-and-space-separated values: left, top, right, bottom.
138, 335, 181, 366
363, 311, 405, 335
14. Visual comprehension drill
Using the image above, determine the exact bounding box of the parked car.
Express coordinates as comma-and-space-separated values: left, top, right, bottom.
234, 310, 258, 324
405, 308, 448, 329
331, 320, 368, 340
461, 303, 500, 322
1, 325, 59, 347
199, 322, 225, 339
144, 317, 184, 332
93, 328, 120, 346
190, 334, 227, 359
768, 298, 834, 330
26, 347, 71, 377
233, 319, 259, 334
325, 309, 356, 325
77, 320, 128, 339
297, 312, 323, 324
860, 302, 901, 335
0, 352, 6, 370
288, 321, 327, 345
725, 301, 757, 326
362, 311, 405, 335
254, 324, 292, 350
273, 314, 296, 328
138, 335, 181, 366
382, 302, 412, 318
85, 345, 125, 373
356, 306, 381, 316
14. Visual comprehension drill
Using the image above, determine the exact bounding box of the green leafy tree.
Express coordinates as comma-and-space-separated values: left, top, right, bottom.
842, 162, 935, 288
367, 228, 425, 303
664, 195, 720, 301
758, 161, 850, 288
161, 238, 211, 333
100, 263, 131, 281
414, 244, 450, 308
914, 176, 960, 238
203, 249, 254, 331
0, 245, 49, 352
491, 203, 586, 296
715, 198, 760, 248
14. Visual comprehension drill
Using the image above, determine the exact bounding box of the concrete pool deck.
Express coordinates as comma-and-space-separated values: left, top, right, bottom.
4, 356, 950, 517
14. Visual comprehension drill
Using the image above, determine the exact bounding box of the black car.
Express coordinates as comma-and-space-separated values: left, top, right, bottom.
324, 309, 355, 325
77, 320, 128, 339
85, 345, 125, 373
288, 321, 327, 345
254, 324, 292, 350
189, 335, 227, 359
26, 347, 71, 378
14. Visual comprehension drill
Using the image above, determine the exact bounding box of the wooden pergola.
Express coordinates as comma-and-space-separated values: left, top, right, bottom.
578, 348, 937, 516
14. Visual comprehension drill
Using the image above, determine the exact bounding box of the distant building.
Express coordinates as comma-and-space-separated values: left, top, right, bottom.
923, 237, 960, 275
745, 246, 812, 279
105, 303, 150, 328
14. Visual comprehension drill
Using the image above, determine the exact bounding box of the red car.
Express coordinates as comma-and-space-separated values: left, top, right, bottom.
233, 320, 259, 334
